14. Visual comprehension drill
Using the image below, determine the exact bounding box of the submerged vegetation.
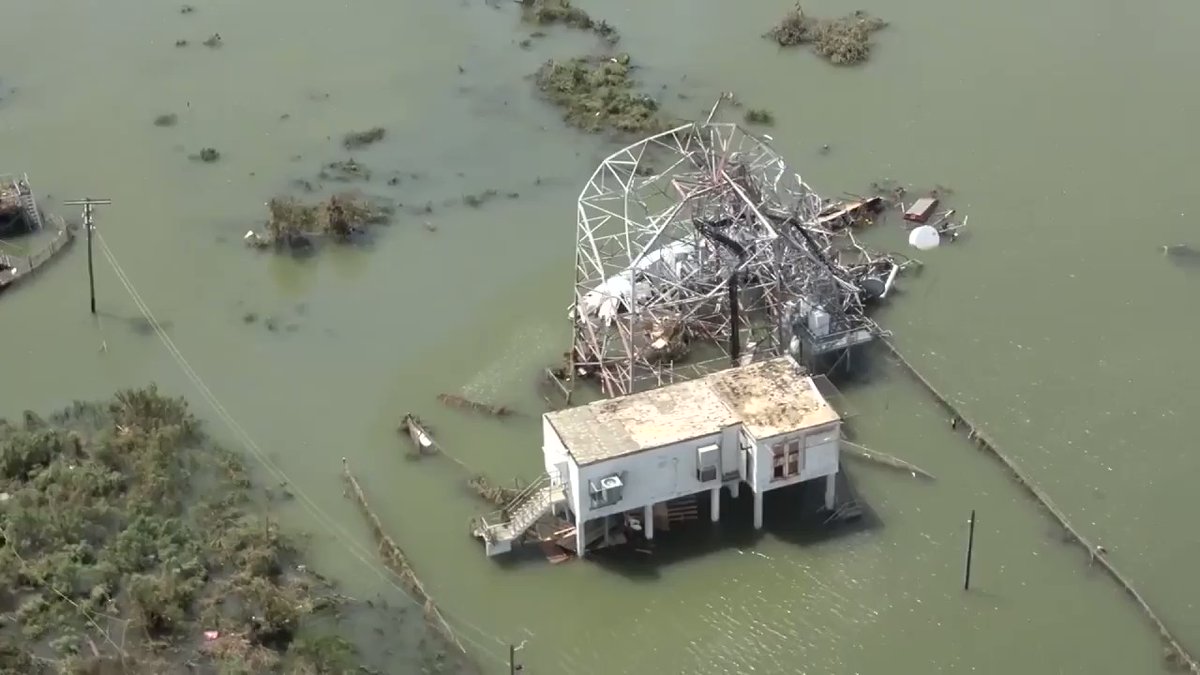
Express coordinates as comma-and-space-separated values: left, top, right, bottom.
0, 387, 358, 673
520, 0, 619, 44
342, 127, 386, 150
535, 54, 666, 135
767, 3, 887, 65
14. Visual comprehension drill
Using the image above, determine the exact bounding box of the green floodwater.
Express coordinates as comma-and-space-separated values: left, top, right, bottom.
3, 0, 1200, 673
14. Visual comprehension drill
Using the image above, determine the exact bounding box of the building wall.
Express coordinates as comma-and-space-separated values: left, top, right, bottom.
542, 414, 568, 480
569, 432, 728, 523
749, 422, 841, 494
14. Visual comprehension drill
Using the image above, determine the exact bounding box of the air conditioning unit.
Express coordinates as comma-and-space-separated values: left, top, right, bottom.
600, 475, 623, 491
697, 466, 718, 482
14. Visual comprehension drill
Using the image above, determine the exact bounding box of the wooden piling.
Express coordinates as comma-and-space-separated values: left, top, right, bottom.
881, 340, 1198, 672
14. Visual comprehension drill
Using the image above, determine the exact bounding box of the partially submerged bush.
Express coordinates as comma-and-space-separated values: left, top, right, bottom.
767, 4, 887, 65
534, 54, 665, 134
744, 108, 775, 126
262, 192, 389, 249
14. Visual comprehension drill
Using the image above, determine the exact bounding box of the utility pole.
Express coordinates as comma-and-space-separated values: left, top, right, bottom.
509, 640, 525, 674
964, 509, 976, 591
63, 197, 112, 315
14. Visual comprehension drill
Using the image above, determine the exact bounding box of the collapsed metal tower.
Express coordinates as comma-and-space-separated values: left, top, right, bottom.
570, 122, 884, 398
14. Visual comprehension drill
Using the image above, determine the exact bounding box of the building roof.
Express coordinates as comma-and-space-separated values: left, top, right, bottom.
546, 356, 839, 466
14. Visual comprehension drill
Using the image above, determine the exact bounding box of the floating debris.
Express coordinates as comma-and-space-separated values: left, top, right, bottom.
202, 32, 222, 48
340, 458, 466, 654
437, 393, 513, 418
467, 475, 522, 507
153, 113, 178, 127
534, 54, 666, 135
767, 4, 887, 66
840, 439, 936, 480
398, 413, 437, 457
343, 127, 386, 150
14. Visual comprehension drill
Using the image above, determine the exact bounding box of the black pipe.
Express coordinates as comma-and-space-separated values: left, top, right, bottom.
728, 272, 740, 364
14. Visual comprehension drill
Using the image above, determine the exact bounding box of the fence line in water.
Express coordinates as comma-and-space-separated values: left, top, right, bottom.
880, 340, 1197, 673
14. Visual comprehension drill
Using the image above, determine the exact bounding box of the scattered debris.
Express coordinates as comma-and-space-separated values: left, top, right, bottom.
180, 4, 195, 13
175, 39, 189, 47
767, 4, 888, 65
342, 127, 386, 150
340, 458, 467, 655
437, 393, 513, 418
535, 54, 666, 135
202, 33, 222, 48
153, 113, 178, 127
743, 108, 775, 126
521, 0, 619, 44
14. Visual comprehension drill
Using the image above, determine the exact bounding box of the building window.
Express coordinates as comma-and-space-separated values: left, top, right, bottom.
771, 440, 805, 482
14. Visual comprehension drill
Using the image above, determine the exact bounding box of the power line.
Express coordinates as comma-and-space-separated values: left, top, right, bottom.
93, 231, 516, 666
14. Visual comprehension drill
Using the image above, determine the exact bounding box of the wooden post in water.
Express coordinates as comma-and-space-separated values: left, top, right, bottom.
64, 197, 112, 315
964, 509, 976, 591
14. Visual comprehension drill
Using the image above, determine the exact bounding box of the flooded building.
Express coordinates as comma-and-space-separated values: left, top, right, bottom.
475, 356, 842, 557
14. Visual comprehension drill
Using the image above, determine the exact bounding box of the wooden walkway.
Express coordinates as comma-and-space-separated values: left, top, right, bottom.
0, 224, 74, 294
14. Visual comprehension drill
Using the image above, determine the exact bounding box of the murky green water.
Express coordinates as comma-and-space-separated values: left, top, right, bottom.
4, 0, 1200, 672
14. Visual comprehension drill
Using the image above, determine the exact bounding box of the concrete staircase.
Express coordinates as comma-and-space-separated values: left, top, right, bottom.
474, 473, 563, 557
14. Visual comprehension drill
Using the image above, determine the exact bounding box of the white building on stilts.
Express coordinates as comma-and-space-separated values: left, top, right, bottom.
473, 355, 842, 558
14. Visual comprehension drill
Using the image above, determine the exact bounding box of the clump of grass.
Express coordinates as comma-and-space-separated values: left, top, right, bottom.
153, 113, 178, 127
534, 54, 666, 135
202, 33, 222, 48
744, 108, 775, 126
342, 127, 385, 150
767, 3, 887, 65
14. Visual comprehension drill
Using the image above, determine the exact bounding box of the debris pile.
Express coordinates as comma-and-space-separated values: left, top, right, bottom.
535, 54, 665, 135
248, 192, 390, 250
437, 393, 512, 418
768, 4, 887, 65
467, 475, 521, 507
569, 120, 937, 396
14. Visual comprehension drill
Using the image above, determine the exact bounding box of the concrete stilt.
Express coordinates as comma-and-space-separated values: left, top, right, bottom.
824, 473, 837, 510
729, 482, 740, 499
575, 516, 586, 558
710, 486, 721, 522
644, 504, 654, 540
753, 491, 764, 529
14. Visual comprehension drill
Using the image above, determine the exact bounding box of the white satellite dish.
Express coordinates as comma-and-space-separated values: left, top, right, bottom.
908, 225, 941, 251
